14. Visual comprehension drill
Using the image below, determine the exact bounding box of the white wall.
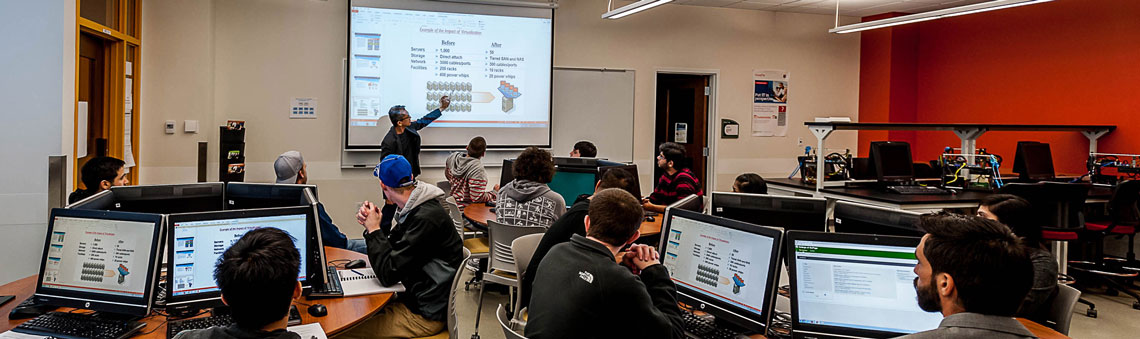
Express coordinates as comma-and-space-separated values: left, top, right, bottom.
140, 0, 861, 239
0, 0, 76, 285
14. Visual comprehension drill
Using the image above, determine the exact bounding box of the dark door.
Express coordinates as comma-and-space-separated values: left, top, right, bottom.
654, 73, 709, 193
77, 32, 109, 190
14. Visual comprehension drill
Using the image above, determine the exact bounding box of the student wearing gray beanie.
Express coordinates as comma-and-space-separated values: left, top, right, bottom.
274, 151, 366, 253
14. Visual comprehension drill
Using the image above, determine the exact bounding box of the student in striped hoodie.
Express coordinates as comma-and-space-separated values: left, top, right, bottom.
642, 142, 703, 213
444, 136, 497, 208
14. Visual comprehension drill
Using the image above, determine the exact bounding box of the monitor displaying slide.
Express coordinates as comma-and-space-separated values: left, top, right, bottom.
40, 216, 158, 299
346, 1, 554, 148
791, 239, 942, 335
170, 214, 309, 297
662, 214, 776, 318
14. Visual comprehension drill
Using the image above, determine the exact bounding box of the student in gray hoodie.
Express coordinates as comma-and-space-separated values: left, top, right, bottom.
445, 136, 497, 208
496, 147, 566, 229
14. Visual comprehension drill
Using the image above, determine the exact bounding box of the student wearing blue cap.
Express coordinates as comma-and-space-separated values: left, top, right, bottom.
340, 155, 463, 339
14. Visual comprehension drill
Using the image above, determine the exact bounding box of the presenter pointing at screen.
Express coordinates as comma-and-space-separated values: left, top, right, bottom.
377, 95, 450, 231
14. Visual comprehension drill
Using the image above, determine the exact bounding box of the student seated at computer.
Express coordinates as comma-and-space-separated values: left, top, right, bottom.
274, 151, 366, 254
901, 212, 1035, 339
173, 228, 302, 339
342, 155, 464, 338
642, 142, 702, 213
977, 194, 1058, 323
569, 140, 597, 158
496, 147, 566, 228
68, 156, 129, 203
445, 136, 497, 208
733, 173, 767, 194
525, 188, 684, 338
518, 168, 638, 308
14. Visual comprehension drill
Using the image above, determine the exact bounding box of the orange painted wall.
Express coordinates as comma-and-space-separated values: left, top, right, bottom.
859, 0, 1140, 174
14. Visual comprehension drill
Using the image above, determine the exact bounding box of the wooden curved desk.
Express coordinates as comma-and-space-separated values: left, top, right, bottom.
0, 246, 391, 337
462, 202, 664, 237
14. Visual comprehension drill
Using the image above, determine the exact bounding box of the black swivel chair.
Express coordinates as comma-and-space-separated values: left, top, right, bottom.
1070, 180, 1140, 310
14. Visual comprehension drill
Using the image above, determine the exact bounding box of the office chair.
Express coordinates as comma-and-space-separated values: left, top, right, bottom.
913, 162, 938, 179
412, 247, 471, 339
1069, 180, 1140, 309
437, 180, 453, 196
510, 233, 543, 324
470, 221, 545, 339
497, 304, 528, 339
1048, 284, 1081, 336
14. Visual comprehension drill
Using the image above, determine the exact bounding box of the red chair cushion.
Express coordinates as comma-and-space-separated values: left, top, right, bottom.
1042, 230, 1079, 241
1087, 222, 1137, 234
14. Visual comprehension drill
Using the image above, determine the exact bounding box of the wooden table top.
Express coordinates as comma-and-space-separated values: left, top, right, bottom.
1, 246, 391, 337
462, 202, 664, 237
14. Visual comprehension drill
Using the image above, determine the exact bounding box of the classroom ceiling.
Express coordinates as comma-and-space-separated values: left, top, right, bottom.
671, 0, 993, 17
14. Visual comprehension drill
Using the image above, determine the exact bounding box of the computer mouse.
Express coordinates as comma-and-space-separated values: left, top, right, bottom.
308, 304, 328, 317
345, 259, 367, 269
485, 201, 496, 207
645, 216, 655, 222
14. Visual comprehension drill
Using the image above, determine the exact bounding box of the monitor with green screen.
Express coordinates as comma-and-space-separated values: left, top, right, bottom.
548, 169, 597, 204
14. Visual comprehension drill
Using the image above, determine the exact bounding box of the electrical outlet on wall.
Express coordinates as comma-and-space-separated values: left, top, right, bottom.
797, 137, 804, 147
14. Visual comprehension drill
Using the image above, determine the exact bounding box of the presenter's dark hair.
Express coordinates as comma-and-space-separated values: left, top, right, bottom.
388, 105, 408, 124
513, 147, 555, 184
734, 173, 768, 194
80, 157, 125, 190
215, 228, 300, 329
587, 188, 644, 246
573, 141, 597, 158
658, 142, 687, 168
918, 212, 1032, 317
467, 136, 487, 158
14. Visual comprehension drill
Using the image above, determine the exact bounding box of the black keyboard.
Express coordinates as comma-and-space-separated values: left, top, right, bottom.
309, 266, 343, 297
13, 311, 145, 339
887, 185, 952, 195
681, 310, 744, 339
167, 306, 301, 338
166, 313, 234, 338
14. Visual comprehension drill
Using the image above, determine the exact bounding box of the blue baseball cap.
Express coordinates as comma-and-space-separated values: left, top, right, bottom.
373, 155, 415, 188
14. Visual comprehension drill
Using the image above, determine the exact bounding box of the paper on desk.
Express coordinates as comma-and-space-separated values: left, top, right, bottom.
338, 269, 405, 296
288, 322, 329, 339
0, 331, 50, 338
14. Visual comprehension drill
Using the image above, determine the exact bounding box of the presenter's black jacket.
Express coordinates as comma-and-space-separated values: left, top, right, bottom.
380, 108, 442, 176
525, 235, 685, 339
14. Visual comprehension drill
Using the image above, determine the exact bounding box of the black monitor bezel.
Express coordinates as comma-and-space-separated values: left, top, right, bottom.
785, 231, 933, 339
710, 192, 828, 233
224, 182, 319, 210
1014, 141, 1055, 180
658, 208, 784, 334
869, 141, 915, 183
34, 208, 165, 317
499, 158, 516, 188
832, 201, 925, 237
164, 206, 321, 311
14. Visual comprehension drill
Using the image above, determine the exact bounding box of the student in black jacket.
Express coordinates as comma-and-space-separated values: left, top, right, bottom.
519, 167, 640, 308
338, 155, 464, 339
525, 188, 685, 339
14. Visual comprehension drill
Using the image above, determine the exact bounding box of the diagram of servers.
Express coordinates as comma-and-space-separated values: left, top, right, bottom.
696, 264, 748, 295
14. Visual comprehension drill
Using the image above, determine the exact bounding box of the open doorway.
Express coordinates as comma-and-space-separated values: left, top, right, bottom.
654, 73, 712, 194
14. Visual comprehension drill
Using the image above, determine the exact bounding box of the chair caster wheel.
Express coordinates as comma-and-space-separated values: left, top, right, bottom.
471, 334, 480, 339
1087, 308, 1098, 318
1133, 301, 1140, 310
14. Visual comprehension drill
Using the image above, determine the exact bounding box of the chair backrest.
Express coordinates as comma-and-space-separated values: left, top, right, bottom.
443, 196, 465, 235
999, 183, 1051, 228
1042, 182, 1091, 228
497, 304, 527, 339
437, 180, 453, 196
488, 220, 546, 274
510, 233, 544, 317
1049, 283, 1081, 335
446, 247, 472, 339
1107, 180, 1140, 226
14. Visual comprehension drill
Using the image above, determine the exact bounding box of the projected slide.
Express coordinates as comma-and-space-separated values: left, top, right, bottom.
42, 217, 157, 298
170, 214, 308, 296
347, 6, 553, 147
662, 217, 774, 316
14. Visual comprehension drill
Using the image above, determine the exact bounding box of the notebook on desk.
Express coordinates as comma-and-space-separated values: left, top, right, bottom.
338, 269, 405, 297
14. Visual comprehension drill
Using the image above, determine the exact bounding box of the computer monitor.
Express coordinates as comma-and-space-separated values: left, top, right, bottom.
164, 206, 324, 313
553, 156, 598, 168
499, 158, 516, 189
33, 208, 164, 316
1014, 141, 1055, 181
548, 167, 598, 204
711, 192, 827, 232
109, 183, 225, 214
668, 193, 703, 213
659, 209, 784, 334
597, 164, 642, 199
225, 182, 318, 210
786, 231, 942, 339
833, 201, 925, 237
869, 141, 915, 183
65, 189, 115, 210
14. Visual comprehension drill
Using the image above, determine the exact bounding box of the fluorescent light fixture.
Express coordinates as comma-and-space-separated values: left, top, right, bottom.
602, 0, 673, 20
830, 0, 1052, 34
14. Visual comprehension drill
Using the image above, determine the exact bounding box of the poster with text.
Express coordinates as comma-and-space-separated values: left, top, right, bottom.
752, 70, 789, 137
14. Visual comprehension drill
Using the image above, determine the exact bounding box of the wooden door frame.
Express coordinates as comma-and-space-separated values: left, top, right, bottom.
652, 68, 720, 197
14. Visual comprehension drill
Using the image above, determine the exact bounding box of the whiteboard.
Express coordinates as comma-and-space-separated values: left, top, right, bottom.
341, 67, 635, 167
